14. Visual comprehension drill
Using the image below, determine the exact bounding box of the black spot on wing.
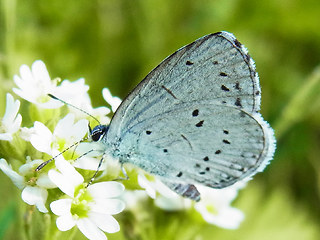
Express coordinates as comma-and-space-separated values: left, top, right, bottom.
221, 85, 230, 92
244, 53, 251, 63
223, 139, 231, 144
177, 172, 183, 177
235, 98, 242, 107
220, 72, 228, 77
233, 38, 242, 48
223, 130, 229, 134
203, 156, 209, 162
192, 109, 199, 117
195, 120, 204, 127
146, 130, 152, 135
215, 150, 221, 154
186, 60, 194, 65
235, 81, 241, 90
213, 60, 218, 65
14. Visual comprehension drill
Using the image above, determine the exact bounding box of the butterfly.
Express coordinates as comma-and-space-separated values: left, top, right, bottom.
83, 31, 275, 201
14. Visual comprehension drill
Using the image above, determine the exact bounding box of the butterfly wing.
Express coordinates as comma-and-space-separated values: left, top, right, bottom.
111, 102, 274, 187
104, 31, 275, 195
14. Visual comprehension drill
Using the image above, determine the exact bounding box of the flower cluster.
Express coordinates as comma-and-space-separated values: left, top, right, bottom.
0, 60, 245, 239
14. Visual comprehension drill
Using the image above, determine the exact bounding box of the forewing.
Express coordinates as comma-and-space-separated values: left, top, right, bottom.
107, 31, 261, 145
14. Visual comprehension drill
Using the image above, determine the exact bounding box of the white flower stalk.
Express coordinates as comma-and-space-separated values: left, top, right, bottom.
49, 157, 125, 240
0, 158, 56, 213
13, 60, 63, 108
102, 88, 122, 113
29, 113, 88, 156
0, 93, 22, 141
194, 183, 245, 229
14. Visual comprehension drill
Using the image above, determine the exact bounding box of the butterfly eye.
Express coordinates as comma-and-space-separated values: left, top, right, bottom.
91, 125, 109, 142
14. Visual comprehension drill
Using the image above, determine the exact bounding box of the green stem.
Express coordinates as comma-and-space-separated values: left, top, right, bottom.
23, 206, 34, 240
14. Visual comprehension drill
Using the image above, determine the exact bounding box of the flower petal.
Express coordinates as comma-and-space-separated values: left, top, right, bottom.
13, 60, 61, 108
195, 203, 244, 229
21, 186, 48, 213
19, 159, 43, 176
102, 88, 121, 112
194, 184, 245, 229
77, 218, 108, 240
155, 195, 191, 211
30, 122, 53, 154
20, 127, 35, 141
55, 157, 84, 185
56, 214, 76, 231
48, 157, 84, 197
2, 93, 20, 127
19, 64, 34, 84
32, 60, 51, 86
89, 212, 120, 233
48, 170, 75, 197
50, 199, 72, 216
0, 133, 13, 141
73, 156, 105, 171
138, 174, 156, 199
72, 119, 89, 140
10, 113, 22, 134
36, 173, 56, 188
89, 199, 125, 215
53, 113, 75, 139
87, 182, 124, 199
0, 159, 25, 189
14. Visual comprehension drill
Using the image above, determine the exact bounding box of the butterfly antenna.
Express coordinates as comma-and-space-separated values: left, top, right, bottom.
35, 135, 91, 171
48, 94, 101, 125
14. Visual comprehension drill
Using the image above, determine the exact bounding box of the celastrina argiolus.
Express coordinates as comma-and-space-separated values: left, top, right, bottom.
91, 31, 276, 201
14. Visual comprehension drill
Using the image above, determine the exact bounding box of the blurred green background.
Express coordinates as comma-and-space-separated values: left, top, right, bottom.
1, 0, 320, 239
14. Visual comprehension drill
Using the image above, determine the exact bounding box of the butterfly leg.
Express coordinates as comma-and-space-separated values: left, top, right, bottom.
111, 164, 129, 181
87, 155, 105, 187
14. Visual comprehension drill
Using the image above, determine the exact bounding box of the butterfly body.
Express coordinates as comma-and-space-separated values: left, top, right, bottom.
93, 31, 276, 201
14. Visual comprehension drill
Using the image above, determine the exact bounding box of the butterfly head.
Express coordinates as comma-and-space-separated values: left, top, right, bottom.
91, 125, 109, 142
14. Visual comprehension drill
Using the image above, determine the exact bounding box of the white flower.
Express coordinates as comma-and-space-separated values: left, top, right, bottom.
194, 183, 245, 229
29, 113, 88, 156
13, 60, 63, 108
0, 93, 22, 141
49, 157, 125, 240
120, 190, 148, 210
138, 173, 245, 229
19, 127, 36, 141
102, 88, 122, 113
138, 173, 191, 211
0, 158, 56, 213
